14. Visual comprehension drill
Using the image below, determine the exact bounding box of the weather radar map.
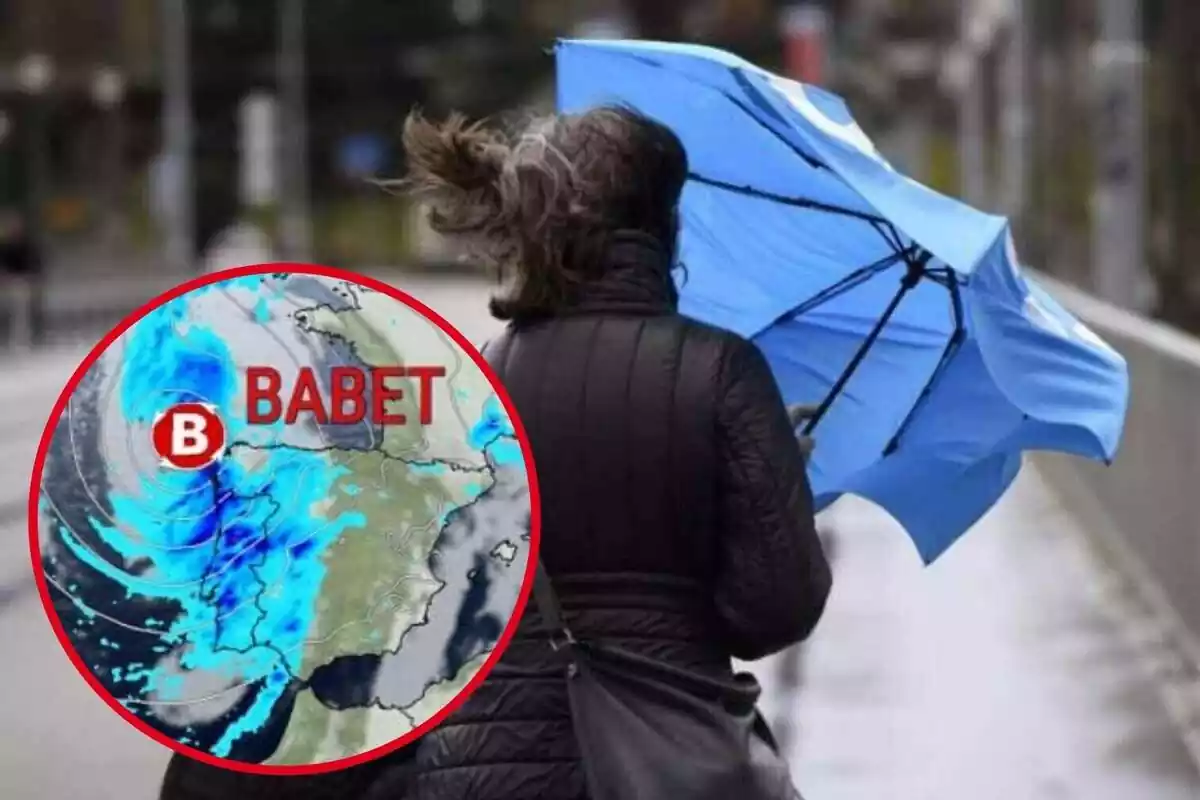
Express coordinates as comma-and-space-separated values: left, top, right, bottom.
32, 267, 535, 770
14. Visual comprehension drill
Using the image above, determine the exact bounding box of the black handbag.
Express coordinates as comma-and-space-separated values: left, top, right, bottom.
531, 562, 801, 800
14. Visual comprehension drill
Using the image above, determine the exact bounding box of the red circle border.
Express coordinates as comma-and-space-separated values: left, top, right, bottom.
26, 262, 542, 776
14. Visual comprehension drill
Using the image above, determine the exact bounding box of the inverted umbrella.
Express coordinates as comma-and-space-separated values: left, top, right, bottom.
556, 39, 1129, 562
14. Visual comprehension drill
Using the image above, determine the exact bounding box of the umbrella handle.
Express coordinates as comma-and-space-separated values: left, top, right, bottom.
796, 433, 815, 463
787, 403, 820, 429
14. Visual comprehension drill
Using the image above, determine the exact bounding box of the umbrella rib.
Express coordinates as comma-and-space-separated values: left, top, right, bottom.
802, 250, 932, 436
725, 69, 828, 171
690, 170, 940, 442
687, 172, 888, 225
697, 176, 911, 268
870, 218, 910, 258
687, 170, 928, 334
883, 274, 967, 456
720, 64, 916, 263
769, 248, 912, 327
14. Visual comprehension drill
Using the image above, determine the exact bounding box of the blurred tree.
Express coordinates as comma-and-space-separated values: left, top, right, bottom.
119, 0, 159, 80
625, 0, 687, 39
1144, 0, 1167, 38
1023, 0, 1094, 286
713, 0, 770, 37
183, 0, 488, 258
0, 101, 31, 218
303, 0, 557, 264
307, 0, 459, 81
1153, 0, 1200, 330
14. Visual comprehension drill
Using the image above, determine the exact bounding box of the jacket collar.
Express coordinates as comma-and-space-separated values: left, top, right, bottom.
561, 230, 679, 316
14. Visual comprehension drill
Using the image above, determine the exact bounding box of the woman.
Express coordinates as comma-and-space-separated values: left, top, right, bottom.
384, 106, 832, 798
159, 105, 830, 800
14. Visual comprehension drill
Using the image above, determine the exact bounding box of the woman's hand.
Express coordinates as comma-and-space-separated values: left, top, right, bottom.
796, 434, 815, 463
787, 403, 819, 464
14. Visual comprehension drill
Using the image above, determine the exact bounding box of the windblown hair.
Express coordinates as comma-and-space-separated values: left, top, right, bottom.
396, 105, 688, 321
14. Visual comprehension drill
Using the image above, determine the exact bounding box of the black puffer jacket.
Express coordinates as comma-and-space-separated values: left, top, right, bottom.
386, 232, 832, 799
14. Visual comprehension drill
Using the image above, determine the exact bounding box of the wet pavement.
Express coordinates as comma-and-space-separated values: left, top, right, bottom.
2, 275, 1198, 798
749, 469, 1200, 800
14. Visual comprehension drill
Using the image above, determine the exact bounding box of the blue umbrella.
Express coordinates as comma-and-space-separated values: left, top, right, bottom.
556, 39, 1130, 562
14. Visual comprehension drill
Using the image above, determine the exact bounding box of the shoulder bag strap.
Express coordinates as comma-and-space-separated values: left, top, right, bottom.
532, 559, 577, 650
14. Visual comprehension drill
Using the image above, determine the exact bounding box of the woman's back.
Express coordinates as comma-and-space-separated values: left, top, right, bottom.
490, 234, 727, 580
397, 232, 831, 800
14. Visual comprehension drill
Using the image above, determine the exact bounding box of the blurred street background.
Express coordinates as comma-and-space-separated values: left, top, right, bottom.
2, 1, 1200, 798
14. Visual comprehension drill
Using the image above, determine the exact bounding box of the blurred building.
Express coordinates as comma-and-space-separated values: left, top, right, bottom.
0, 0, 562, 270
0, 0, 859, 272
0, 0, 1192, 332
0, 0, 149, 259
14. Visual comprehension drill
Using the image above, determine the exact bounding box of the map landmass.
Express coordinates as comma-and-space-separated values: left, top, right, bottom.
262, 288, 499, 760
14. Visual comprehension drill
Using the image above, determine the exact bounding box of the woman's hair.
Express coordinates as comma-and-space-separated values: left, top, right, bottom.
396, 104, 688, 320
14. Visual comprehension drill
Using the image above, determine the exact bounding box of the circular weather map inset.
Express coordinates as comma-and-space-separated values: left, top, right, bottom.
30, 265, 538, 773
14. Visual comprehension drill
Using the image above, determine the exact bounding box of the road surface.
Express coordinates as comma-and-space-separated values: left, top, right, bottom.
753, 476, 1200, 800
2, 275, 1198, 799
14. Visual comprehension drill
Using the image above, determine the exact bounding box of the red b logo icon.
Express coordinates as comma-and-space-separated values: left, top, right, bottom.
152, 403, 226, 470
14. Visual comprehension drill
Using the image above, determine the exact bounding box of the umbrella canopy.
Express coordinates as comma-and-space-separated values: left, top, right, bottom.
555, 39, 1130, 562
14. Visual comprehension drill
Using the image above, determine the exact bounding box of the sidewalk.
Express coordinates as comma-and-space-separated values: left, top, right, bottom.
747, 465, 1200, 800
1, 215, 492, 350
0, 226, 276, 348
0, 268, 188, 349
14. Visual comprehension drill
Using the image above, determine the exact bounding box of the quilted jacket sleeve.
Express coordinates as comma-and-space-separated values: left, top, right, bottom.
712, 336, 832, 661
